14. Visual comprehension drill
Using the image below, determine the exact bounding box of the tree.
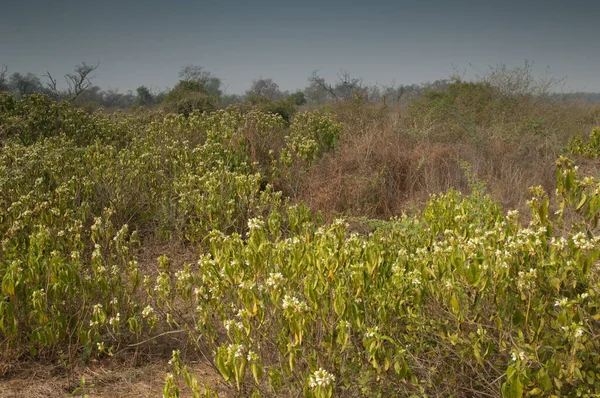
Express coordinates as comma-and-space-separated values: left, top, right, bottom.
307, 71, 338, 102
332, 70, 365, 101
179, 65, 211, 82
72, 85, 104, 109
135, 85, 155, 106
102, 89, 135, 109
176, 65, 222, 97
304, 80, 331, 105
221, 93, 244, 107
162, 68, 220, 116
246, 78, 282, 101
9, 72, 43, 96
0, 64, 8, 92
45, 62, 100, 102
203, 77, 223, 97
290, 91, 307, 106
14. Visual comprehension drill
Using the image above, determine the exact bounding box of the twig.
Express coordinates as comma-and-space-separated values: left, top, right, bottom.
126, 329, 186, 347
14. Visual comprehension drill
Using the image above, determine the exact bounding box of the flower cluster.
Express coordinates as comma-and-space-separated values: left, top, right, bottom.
282, 295, 309, 313
308, 368, 336, 388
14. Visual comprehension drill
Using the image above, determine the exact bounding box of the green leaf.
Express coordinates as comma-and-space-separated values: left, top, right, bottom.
511, 377, 524, 398
576, 194, 588, 211
450, 294, 460, 315
216, 352, 230, 381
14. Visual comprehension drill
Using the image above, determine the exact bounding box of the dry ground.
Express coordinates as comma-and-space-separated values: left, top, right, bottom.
0, 359, 230, 398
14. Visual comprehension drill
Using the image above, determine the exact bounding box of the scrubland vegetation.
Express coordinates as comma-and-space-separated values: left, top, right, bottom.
1, 64, 600, 397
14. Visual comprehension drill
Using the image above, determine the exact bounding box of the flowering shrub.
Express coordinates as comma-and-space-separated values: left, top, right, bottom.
284, 112, 343, 165
569, 126, 600, 158
1, 95, 600, 397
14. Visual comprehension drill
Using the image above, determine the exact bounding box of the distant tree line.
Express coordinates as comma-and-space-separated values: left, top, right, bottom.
0, 62, 136, 110
2, 62, 598, 115
551, 92, 600, 104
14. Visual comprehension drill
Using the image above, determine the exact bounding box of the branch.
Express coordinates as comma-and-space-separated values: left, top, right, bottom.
65, 61, 100, 102
309, 70, 338, 101
126, 329, 186, 348
43, 71, 61, 99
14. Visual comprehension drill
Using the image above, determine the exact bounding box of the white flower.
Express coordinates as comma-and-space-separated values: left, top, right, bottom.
332, 218, 348, 227
511, 351, 525, 362
364, 326, 379, 339
108, 313, 121, 327
142, 305, 154, 317
309, 368, 335, 388
226, 344, 245, 359
282, 295, 309, 313
247, 217, 264, 231
224, 319, 242, 332
554, 297, 568, 308
247, 350, 259, 362
235, 345, 244, 358
266, 272, 284, 288
338, 320, 350, 330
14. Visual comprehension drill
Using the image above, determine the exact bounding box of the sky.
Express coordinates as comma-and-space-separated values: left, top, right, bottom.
1, 0, 599, 94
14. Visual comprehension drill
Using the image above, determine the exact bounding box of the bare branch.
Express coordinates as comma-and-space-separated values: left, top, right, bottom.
65, 61, 100, 102
43, 71, 60, 99
179, 65, 210, 82
308, 70, 338, 101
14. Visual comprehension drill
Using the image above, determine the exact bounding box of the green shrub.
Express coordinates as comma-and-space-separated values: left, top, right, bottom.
2, 95, 600, 397
161, 80, 219, 116
569, 126, 600, 158
0, 92, 136, 146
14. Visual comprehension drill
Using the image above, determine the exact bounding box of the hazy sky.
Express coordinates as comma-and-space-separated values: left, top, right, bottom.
1, 0, 598, 94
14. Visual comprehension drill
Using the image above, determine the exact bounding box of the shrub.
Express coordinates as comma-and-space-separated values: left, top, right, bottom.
161, 80, 219, 116
2, 93, 600, 398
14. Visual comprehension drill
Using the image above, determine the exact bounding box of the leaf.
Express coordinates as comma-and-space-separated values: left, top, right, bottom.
576, 194, 587, 211
450, 294, 460, 315
216, 352, 230, 381
251, 363, 260, 384
384, 357, 391, 372
511, 377, 524, 398
512, 309, 525, 326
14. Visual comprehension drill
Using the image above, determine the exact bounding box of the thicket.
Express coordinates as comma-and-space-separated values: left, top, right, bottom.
1, 85, 600, 398
293, 77, 600, 219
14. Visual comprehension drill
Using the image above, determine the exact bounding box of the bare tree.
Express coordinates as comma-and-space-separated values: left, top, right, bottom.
45, 62, 100, 102
247, 78, 282, 100
334, 70, 365, 101
308, 70, 338, 101
179, 65, 211, 82
307, 70, 368, 102
381, 81, 406, 103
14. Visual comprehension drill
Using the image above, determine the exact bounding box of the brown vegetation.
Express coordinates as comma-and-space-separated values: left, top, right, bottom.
283, 83, 600, 221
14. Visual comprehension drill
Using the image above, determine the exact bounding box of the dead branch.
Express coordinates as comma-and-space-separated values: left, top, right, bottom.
309, 70, 338, 101
65, 62, 100, 101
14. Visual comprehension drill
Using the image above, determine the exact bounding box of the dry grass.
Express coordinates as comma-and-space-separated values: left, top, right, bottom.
288, 89, 600, 221
0, 359, 230, 398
